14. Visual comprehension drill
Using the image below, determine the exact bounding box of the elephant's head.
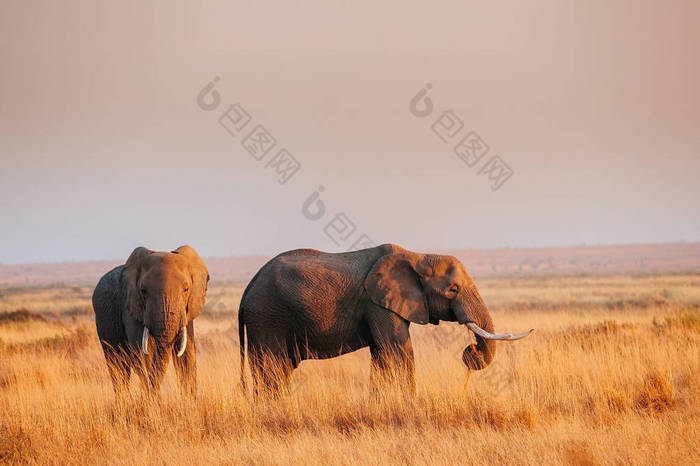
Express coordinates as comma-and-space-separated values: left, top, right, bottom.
365, 251, 532, 371
122, 245, 209, 363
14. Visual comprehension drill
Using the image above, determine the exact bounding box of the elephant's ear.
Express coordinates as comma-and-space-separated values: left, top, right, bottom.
172, 245, 209, 322
364, 253, 429, 324
121, 247, 153, 323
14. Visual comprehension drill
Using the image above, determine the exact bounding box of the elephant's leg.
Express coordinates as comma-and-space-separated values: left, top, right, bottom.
248, 347, 265, 396
367, 307, 416, 394
248, 340, 294, 397
102, 343, 132, 399
96, 310, 133, 399
400, 339, 416, 394
260, 353, 295, 396
369, 345, 382, 394
369, 342, 416, 394
121, 315, 156, 397
273, 356, 295, 395
172, 321, 197, 398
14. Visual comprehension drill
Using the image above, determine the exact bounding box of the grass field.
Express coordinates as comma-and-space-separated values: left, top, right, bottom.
0, 274, 698, 464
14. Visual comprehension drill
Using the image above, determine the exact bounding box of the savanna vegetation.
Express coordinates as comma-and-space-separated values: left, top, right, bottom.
0, 274, 698, 464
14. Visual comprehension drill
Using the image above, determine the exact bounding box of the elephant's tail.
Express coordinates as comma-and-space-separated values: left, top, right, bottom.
238, 266, 265, 394
238, 309, 246, 392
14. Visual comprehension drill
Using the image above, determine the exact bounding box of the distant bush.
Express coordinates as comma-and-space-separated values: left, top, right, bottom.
0, 326, 90, 356
0, 309, 46, 325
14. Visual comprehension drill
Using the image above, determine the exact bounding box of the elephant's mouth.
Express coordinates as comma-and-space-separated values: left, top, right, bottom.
465, 322, 534, 341
141, 326, 188, 357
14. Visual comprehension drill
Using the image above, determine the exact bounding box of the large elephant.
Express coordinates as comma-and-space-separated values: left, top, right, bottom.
238, 243, 532, 394
92, 245, 209, 397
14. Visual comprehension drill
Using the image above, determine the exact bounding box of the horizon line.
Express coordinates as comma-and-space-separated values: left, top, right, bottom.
1, 239, 698, 267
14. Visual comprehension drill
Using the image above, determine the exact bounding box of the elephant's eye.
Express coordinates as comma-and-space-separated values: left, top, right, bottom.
140, 288, 147, 296
183, 286, 189, 293
448, 285, 460, 294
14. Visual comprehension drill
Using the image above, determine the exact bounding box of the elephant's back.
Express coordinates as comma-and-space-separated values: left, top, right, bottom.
247, 251, 362, 303
242, 244, 405, 304
240, 249, 368, 337
265, 243, 404, 276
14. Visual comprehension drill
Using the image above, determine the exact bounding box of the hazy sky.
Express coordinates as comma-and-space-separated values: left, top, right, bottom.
1, 0, 698, 264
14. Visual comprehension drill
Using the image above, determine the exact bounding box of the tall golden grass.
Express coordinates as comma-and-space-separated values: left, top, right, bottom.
0, 274, 698, 464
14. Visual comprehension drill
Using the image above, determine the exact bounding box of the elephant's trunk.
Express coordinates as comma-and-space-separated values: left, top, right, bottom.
138, 326, 173, 393
141, 294, 187, 386
146, 293, 185, 345
452, 288, 497, 371
454, 290, 535, 370
461, 314, 497, 371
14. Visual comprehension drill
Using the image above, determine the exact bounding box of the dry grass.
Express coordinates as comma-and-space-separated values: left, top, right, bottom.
0, 274, 699, 465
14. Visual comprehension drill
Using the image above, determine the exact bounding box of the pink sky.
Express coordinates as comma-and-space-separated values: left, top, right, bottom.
1, 0, 698, 264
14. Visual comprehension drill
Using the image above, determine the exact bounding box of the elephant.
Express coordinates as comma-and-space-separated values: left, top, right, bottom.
238, 243, 532, 394
92, 245, 209, 398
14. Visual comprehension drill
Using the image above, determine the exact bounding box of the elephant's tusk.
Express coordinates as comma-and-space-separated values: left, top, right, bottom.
141, 326, 150, 355
466, 322, 534, 341
176, 327, 187, 357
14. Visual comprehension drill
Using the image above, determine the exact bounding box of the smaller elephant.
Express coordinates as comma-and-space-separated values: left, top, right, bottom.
238, 243, 533, 395
92, 245, 209, 397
